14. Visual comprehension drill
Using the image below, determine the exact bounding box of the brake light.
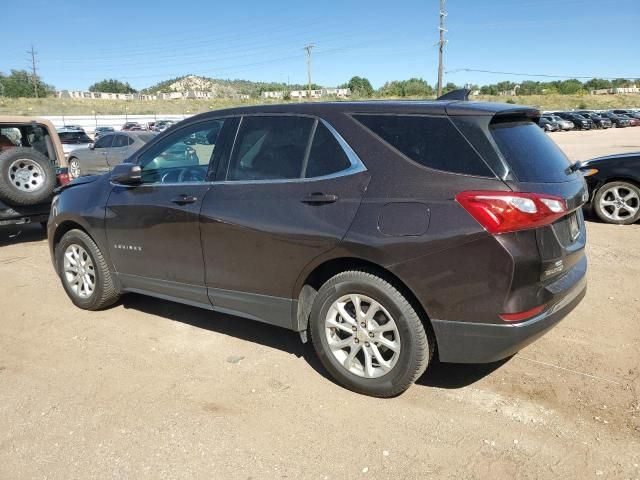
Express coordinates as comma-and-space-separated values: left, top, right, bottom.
456, 191, 567, 234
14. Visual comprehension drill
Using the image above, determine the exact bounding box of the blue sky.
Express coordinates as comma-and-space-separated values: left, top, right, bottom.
2, 0, 638, 91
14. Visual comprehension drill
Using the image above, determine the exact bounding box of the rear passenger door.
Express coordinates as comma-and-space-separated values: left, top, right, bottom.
200, 115, 371, 328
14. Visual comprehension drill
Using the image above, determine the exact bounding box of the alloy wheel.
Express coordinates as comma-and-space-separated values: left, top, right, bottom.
63, 244, 96, 298
598, 185, 639, 221
325, 294, 401, 378
69, 159, 81, 179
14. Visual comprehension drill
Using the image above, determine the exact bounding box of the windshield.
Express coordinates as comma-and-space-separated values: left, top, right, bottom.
59, 132, 92, 144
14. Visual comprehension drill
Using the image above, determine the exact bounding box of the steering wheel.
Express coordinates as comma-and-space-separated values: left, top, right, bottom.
178, 166, 206, 183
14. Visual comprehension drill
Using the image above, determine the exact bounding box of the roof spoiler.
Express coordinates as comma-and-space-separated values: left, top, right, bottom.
436, 88, 470, 101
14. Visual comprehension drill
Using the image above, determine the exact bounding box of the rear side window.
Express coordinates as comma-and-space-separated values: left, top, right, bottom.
305, 123, 351, 178
490, 120, 572, 183
227, 116, 314, 181
353, 114, 493, 177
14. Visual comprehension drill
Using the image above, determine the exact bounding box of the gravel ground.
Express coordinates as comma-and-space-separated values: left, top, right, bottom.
0, 128, 639, 479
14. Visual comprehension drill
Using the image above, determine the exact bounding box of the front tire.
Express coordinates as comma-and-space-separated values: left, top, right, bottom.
593, 181, 640, 225
55, 229, 120, 310
309, 271, 432, 397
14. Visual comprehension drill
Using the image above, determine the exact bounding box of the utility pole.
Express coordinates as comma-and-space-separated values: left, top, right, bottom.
304, 44, 315, 101
28, 44, 39, 98
437, 0, 447, 97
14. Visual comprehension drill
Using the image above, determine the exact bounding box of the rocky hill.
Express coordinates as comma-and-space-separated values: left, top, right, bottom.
141, 75, 315, 98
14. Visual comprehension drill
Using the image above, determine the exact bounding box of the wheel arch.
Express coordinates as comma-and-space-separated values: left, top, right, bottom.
294, 256, 437, 355
51, 220, 93, 270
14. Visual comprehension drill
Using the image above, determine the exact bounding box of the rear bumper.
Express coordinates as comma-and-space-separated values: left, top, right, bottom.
0, 200, 51, 226
432, 271, 586, 364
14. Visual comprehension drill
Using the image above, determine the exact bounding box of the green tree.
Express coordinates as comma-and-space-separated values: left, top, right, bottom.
442, 82, 459, 94
378, 78, 433, 98
0, 69, 54, 98
344, 76, 374, 97
557, 79, 584, 94
584, 78, 612, 91
89, 79, 137, 93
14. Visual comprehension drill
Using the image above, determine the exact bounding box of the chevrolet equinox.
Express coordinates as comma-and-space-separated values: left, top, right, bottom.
48, 100, 587, 397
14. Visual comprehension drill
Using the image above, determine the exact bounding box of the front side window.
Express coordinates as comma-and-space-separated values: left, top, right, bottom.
226, 116, 314, 181
94, 135, 114, 149
138, 119, 225, 184
112, 135, 129, 148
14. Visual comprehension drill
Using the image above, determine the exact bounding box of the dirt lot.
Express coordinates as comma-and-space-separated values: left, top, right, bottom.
0, 128, 639, 479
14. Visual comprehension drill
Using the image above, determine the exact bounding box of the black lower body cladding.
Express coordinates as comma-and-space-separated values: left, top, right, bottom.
432, 274, 586, 363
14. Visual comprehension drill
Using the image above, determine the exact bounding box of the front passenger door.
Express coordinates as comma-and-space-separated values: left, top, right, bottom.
105, 118, 233, 307
106, 134, 131, 170
85, 134, 113, 174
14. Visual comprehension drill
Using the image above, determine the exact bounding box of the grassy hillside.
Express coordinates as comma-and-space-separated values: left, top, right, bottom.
1, 94, 639, 116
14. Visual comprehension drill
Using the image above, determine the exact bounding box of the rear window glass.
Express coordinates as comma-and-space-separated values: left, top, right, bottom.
353, 114, 493, 177
59, 132, 92, 144
490, 120, 573, 183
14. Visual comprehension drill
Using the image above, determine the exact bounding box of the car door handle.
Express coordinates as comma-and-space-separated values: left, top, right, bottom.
170, 194, 198, 205
301, 192, 338, 205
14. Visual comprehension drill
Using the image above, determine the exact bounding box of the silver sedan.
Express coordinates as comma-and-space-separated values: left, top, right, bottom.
67, 131, 156, 179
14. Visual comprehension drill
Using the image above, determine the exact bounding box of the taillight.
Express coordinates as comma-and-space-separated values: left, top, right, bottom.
500, 304, 546, 322
56, 171, 71, 185
455, 191, 567, 234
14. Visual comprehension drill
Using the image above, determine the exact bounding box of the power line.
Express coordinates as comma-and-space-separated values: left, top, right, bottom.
27, 44, 38, 98
304, 44, 315, 100
446, 68, 639, 80
436, 0, 447, 97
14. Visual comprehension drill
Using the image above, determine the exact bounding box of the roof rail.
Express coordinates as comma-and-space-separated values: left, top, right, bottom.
436, 88, 470, 101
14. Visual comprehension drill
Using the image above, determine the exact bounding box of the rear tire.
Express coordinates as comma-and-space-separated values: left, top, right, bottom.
309, 270, 432, 397
593, 181, 640, 225
0, 147, 56, 206
55, 229, 120, 310
68, 158, 81, 180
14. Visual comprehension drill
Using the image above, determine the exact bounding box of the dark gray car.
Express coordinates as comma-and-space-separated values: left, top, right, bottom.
49, 99, 588, 397
68, 132, 156, 179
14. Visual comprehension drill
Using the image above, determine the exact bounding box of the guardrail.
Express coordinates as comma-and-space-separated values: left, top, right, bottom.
42, 114, 192, 134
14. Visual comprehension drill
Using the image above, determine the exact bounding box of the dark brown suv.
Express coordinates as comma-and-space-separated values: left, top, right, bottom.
48, 99, 587, 397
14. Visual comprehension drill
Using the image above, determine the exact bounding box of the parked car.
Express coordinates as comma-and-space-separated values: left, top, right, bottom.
48, 100, 588, 397
539, 117, 560, 132
553, 112, 594, 130
542, 115, 574, 131
67, 131, 156, 179
0, 116, 69, 228
155, 120, 177, 133
121, 122, 141, 131
618, 114, 639, 127
576, 112, 612, 129
622, 111, 640, 120
94, 126, 115, 140
56, 128, 94, 159
63, 125, 86, 132
578, 152, 640, 224
599, 112, 630, 128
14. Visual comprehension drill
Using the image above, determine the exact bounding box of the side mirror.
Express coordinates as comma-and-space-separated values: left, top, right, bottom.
89, 143, 95, 150
111, 163, 142, 185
